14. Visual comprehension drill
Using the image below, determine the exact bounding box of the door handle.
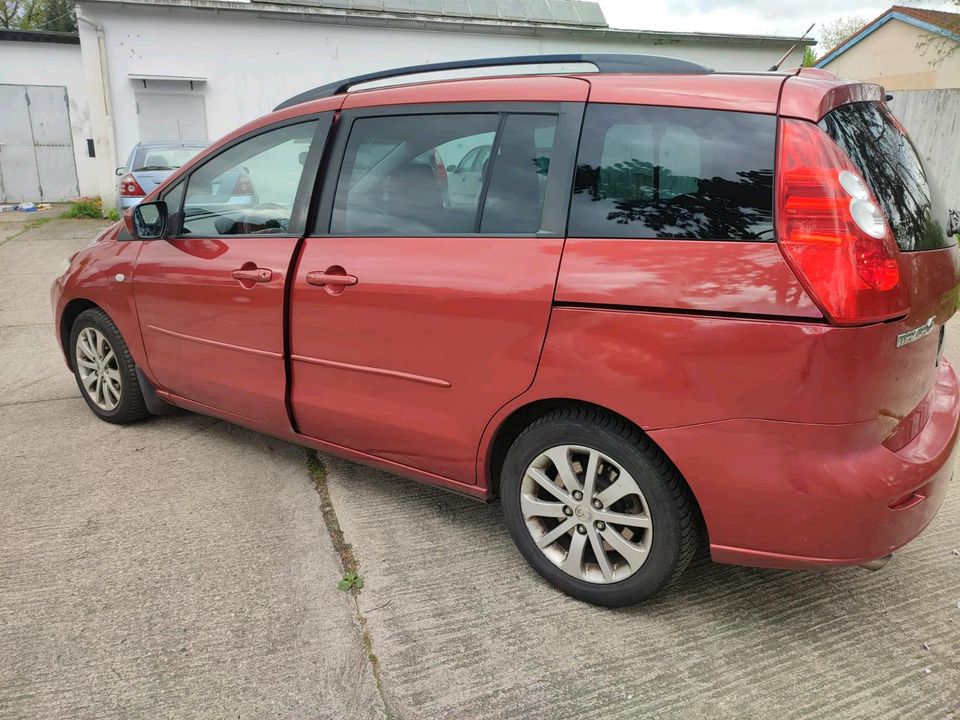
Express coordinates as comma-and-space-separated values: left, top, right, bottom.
306, 270, 358, 288
232, 268, 272, 283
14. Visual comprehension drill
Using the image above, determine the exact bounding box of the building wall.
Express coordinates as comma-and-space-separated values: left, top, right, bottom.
888, 89, 960, 209
77, 1, 805, 207
0, 40, 99, 197
821, 19, 960, 90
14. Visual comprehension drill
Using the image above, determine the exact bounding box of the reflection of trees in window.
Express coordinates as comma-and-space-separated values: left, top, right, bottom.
575, 163, 774, 240
821, 103, 949, 252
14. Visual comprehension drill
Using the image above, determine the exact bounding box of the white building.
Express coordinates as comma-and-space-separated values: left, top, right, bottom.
2, 1, 813, 206
0, 30, 98, 202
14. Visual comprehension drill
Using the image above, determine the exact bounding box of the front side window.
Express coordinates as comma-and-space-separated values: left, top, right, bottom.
569, 104, 776, 240
180, 121, 317, 237
330, 112, 558, 236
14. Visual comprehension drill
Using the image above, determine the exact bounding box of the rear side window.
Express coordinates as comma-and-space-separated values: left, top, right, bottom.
569, 104, 776, 240
330, 112, 558, 236
820, 102, 952, 252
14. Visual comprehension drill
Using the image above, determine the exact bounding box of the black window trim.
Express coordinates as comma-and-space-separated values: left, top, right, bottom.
310, 100, 586, 239
161, 113, 334, 240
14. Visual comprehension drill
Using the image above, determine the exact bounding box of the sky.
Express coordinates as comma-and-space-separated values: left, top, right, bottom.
597, 0, 954, 40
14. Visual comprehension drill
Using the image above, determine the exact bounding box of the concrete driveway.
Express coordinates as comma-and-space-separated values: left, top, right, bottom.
1, 217, 959, 719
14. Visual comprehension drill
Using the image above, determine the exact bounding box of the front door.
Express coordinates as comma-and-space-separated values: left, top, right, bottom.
289, 90, 586, 483
134, 117, 326, 428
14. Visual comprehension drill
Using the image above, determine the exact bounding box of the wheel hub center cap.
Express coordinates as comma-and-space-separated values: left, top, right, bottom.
574, 505, 592, 521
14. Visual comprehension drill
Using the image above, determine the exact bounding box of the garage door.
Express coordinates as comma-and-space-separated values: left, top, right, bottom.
0, 84, 80, 204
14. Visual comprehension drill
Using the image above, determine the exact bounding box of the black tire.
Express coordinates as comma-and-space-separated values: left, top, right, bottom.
69, 308, 150, 424
501, 406, 699, 607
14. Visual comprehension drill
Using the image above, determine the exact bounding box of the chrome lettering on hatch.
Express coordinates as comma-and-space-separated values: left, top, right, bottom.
896, 317, 936, 348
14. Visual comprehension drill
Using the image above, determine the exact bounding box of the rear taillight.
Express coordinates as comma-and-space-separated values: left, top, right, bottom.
776, 118, 908, 325
119, 174, 145, 197
233, 174, 255, 195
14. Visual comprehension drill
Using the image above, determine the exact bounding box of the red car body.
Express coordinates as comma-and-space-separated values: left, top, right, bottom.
52, 66, 960, 571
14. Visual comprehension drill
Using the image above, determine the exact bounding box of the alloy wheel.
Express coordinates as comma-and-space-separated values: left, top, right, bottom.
75, 326, 122, 411
520, 444, 654, 584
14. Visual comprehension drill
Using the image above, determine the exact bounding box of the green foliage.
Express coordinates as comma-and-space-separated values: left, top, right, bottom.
60, 197, 104, 219
337, 572, 364, 591
24, 216, 52, 230
107, 208, 120, 222
816, 15, 867, 56
1, 0, 76, 31
802, 47, 817, 68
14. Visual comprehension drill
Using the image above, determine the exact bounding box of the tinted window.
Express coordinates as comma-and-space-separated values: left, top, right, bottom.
820, 102, 953, 252
569, 104, 775, 240
162, 180, 185, 216
481, 114, 558, 234
331, 112, 557, 236
181, 121, 316, 237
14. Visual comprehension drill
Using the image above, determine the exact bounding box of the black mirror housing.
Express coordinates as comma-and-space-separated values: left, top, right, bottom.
116, 167, 125, 176
132, 201, 168, 240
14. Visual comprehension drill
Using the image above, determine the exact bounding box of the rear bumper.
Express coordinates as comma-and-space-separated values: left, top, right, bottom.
651, 359, 959, 569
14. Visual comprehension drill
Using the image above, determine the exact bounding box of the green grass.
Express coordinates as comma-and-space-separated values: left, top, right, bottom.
60, 197, 104, 219
24, 217, 52, 231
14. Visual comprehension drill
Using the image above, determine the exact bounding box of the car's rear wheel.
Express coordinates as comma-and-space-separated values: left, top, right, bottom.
70, 308, 149, 424
501, 407, 699, 606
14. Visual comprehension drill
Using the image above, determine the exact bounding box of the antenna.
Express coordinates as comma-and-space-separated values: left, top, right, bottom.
769, 23, 816, 72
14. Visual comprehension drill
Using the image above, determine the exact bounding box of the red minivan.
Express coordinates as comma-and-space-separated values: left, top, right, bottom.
51, 55, 960, 606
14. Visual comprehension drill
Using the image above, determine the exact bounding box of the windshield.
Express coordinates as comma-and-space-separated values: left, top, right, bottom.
133, 146, 204, 172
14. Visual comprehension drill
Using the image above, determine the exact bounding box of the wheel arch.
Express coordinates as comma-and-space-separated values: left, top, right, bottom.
59, 298, 100, 370
483, 398, 704, 531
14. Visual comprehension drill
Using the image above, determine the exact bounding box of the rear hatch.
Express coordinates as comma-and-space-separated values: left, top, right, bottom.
820, 100, 959, 446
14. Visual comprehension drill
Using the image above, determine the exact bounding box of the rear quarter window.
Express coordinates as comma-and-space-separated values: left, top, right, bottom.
569, 104, 776, 240
820, 101, 953, 252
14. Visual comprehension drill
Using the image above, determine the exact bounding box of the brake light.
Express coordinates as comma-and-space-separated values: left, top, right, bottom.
233, 174, 255, 195
776, 118, 907, 325
119, 174, 145, 197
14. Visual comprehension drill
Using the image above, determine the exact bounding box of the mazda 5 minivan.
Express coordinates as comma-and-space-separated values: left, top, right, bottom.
51, 54, 960, 606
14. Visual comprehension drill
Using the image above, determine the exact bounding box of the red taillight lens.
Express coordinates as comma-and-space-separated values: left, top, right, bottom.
233, 174, 255, 195
119, 174, 146, 197
776, 118, 907, 325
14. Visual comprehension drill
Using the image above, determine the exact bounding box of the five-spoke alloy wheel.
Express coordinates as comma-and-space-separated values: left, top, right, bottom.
501, 407, 699, 606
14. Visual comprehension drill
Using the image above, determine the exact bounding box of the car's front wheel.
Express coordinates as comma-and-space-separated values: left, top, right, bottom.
501, 407, 700, 606
70, 308, 149, 424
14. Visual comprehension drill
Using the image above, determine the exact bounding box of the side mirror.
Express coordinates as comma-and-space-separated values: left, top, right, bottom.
132, 201, 167, 240
116, 167, 125, 176
446, 164, 456, 173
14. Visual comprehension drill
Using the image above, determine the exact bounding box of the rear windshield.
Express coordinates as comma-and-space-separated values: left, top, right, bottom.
820, 102, 953, 252
569, 104, 776, 240
133, 146, 204, 172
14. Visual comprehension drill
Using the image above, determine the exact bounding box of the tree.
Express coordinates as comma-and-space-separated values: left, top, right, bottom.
802, 46, 817, 67
1, 0, 42, 29
1, 0, 76, 31
39, 0, 75, 32
816, 15, 867, 56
